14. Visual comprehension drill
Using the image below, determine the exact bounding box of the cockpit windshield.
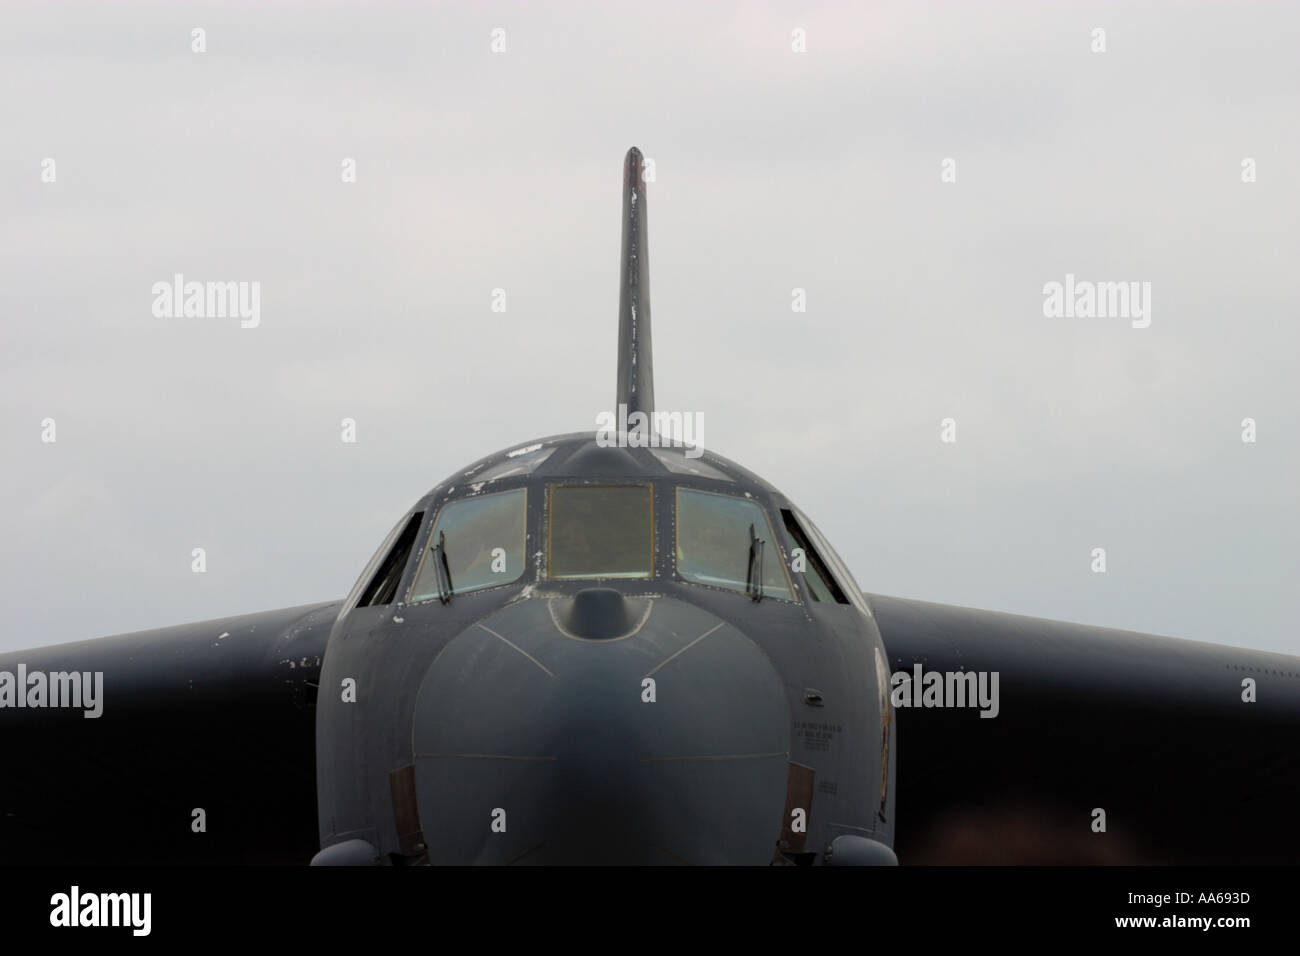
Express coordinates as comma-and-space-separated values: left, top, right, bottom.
404, 480, 799, 602
409, 488, 527, 602
676, 488, 795, 600
548, 484, 653, 579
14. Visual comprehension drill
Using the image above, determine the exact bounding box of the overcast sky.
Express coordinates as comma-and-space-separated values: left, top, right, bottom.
2, 2, 1297, 655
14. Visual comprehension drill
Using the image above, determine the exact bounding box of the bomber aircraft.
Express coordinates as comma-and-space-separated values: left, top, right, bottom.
2, 148, 1297, 865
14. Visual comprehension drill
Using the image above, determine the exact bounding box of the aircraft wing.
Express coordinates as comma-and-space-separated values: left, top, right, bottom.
7, 588, 1295, 865
867, 592, 1300, 863
0, 600, 341, 864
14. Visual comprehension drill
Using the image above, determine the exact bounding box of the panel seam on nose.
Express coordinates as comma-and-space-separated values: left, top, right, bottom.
476, 623, 555, 677
643, 622, 725, 678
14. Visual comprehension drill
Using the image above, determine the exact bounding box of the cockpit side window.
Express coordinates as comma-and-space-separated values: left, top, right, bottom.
357, 511, 425, 608
788, 505, 874, 618
548, 484, 654, 579
408, 488, 527, 603
676, 488, 795, 601
781, 509, 849, 604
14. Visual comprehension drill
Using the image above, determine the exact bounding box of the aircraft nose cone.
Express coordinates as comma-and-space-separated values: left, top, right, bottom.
411, 596, 790, 864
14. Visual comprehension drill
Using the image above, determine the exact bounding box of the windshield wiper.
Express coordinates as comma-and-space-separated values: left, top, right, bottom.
433, 530, 454, 603
746, 522, 765, 602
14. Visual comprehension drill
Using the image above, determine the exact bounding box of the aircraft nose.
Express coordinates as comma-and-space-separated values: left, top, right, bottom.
410, 589, 790, 864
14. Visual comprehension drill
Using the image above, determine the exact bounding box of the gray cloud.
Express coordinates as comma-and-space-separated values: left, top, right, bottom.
2, 2, 1296, 653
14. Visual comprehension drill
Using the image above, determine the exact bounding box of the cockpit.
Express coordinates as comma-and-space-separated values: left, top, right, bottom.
346, 436, 865, 615
401, 482, 802, 605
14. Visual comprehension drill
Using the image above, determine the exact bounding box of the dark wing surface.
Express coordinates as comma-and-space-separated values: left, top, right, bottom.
868, 593, 1300, 863
0, 601, 340, 864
